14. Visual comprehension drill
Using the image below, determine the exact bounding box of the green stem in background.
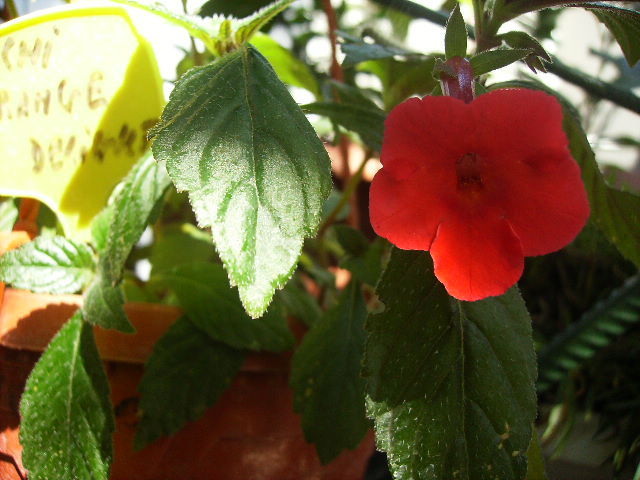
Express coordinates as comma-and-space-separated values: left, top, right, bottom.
369, 0, 640, 115
318, 152, 372, 237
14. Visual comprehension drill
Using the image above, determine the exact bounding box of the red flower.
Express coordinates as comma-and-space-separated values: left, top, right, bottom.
369, 88, 590, 301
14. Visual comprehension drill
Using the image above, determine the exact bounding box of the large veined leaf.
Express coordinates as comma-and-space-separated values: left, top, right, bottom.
0, 236, 95, 293
151, 46, 331, 317
135, 316, 245, 449
580, 3, 640, 67
364, 249, 537, 480
152, 262, 294, 351
290, 282, 370, 463
20, 312, 114, 480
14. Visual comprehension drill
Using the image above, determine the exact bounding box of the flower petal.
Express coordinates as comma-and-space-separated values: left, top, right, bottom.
430, 211, 524, 301
370, 95, 474, 250
472, 89, 590, 255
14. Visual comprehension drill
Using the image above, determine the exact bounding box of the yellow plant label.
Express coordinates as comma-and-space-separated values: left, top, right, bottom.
0, 4, 164, 239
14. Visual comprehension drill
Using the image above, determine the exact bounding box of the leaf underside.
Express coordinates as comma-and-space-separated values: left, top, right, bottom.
365, 249, 537, 480
151, 45, 331, 317
135, 316, 245, 449
290, 282, 370, 463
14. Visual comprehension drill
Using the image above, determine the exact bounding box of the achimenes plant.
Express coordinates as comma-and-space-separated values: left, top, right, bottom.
1, 0, 639, 480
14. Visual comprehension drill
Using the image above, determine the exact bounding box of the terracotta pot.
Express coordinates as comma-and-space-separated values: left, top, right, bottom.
0, 232, 375, 480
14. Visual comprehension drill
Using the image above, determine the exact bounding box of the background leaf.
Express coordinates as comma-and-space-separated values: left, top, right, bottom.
153, 262, 294, 351
365, 249, 537, 480
251, 33, 321, 97
20, 312, 114, 480
151, 46, 331, 317
581, 3, 640, 67
135, 316, 244, 449
537, 274, 640, 392
0, 236, 95, 293
303, 102, 386, 151
290, 282, 370, 463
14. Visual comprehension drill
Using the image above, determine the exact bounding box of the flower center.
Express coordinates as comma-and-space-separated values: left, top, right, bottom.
456, 153, 483, 191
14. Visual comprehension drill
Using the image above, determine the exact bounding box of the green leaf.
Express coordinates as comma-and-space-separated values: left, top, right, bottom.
469, 48, 531, 76
100, 152, 171, 285
341, 239, 386, 286
153, 262, 294, 351
526, 430, 548, 480
303, 102, 386, 151
499, 31, 551, 62
0, 236, 95, 293
365, 249, 537, 480
234, 0, 294, 45
83, 278, 133, 333
251, 33, 321, 97
135, 316, 244, 449
91, 205, 114, 253
151, 46, 331, 317
444, 3, 467, 59
0, 197, 18, 232
340, 40, 413, 67
537, 274, 640, 392
20, 312, 114, 480
199, 0, 273, 18
581, 3, 640, 67
360, 57, 439, 110
276, 276, 322, 327
290, 282, 370, 464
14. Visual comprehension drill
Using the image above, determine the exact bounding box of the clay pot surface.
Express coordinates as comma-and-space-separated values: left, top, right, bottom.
0, 232, 375, 480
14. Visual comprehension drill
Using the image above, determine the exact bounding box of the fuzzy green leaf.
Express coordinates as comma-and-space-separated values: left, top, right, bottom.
290, 282, 370, 463
83, 278, 133, 333
153, 262, 294, 351
0, 236, 95, 293
581, 3, 640, 66
470, 48, 530, 76
365, 249, 537, 480
20, 312, 114, 480
100, 152, 171, 285
499, 31, 551, 62
135, 316, 244, 449
234, 0, 294, 44
444, 4, 467, 59
151, 46, 331, 317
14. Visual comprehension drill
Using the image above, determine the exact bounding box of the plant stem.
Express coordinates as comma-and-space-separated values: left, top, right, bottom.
369, 0, 640, 115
